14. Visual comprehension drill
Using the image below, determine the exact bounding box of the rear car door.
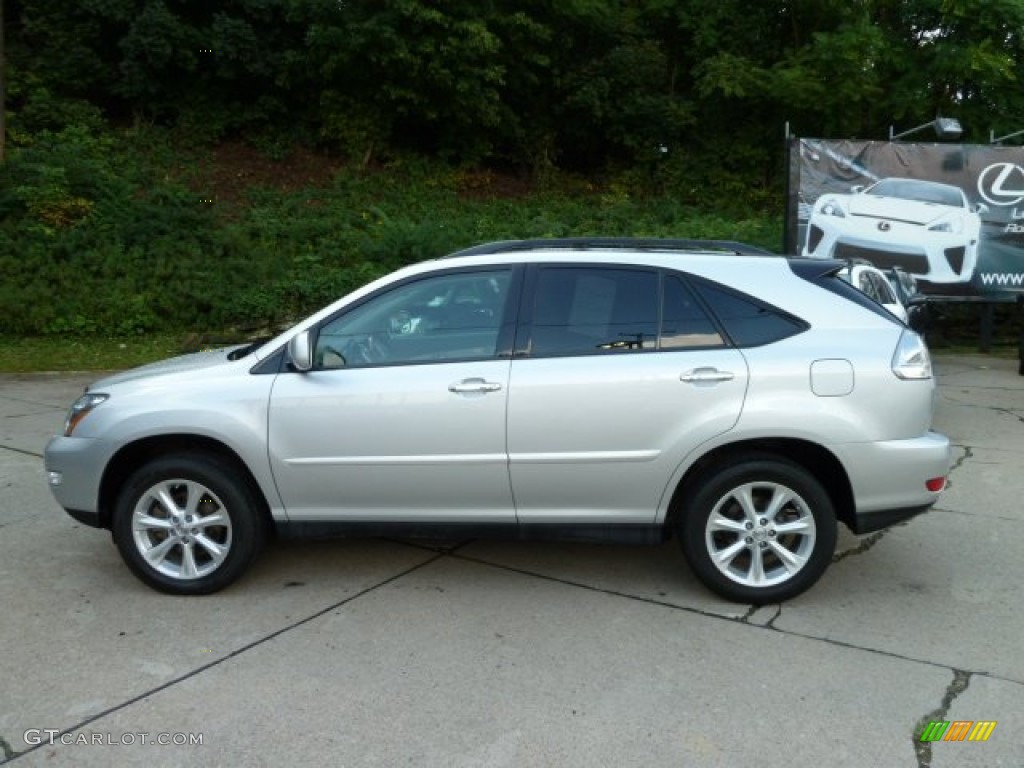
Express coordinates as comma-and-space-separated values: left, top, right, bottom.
506, 265, 749, 524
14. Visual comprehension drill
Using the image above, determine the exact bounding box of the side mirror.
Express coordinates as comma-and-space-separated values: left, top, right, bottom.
287, 331, 313, 372
851, 185, 864, 194
973, 202, 989, 215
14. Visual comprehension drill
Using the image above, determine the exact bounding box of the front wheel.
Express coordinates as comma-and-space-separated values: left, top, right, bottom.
678, 455, 837, 604
112, 456, 266, 595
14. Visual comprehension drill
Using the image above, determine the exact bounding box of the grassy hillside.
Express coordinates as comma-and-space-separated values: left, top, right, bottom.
0, 126, 783, 343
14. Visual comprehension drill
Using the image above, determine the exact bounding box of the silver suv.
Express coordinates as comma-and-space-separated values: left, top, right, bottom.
44, 239, 951, 603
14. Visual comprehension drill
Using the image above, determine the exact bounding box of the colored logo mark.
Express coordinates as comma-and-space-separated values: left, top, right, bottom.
919, 720, 996, 743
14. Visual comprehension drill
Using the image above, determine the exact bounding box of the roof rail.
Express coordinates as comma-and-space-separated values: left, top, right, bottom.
443, 238, 776, 259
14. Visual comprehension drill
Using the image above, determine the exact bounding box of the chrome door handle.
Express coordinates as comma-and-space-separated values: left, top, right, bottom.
680, 368, 735, 384
448, 378, 503, 394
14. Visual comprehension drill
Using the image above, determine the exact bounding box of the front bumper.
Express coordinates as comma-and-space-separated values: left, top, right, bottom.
44, 435, 115, 529
803, 217, 976, 283
832, 431, 951, 534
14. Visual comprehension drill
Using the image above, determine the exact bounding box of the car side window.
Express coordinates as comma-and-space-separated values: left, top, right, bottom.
691, 277, 807, 347
871, 273, 897, 304
857, 272, 879, 302
529, 267, 658, 356
661, 275, 725, 349
315, 270, 511, 369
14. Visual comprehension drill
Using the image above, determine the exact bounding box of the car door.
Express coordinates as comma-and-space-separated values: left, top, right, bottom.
506, 265, 749, 524
268, 267, 520, 522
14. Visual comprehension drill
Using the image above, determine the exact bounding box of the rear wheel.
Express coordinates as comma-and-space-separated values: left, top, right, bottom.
112, 456, 265, 595
679, 454, 837, 604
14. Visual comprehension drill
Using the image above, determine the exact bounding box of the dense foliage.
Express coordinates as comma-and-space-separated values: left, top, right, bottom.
4, 0, 1024, 336
0, 125, 780, 335
11, 1, 1024, 177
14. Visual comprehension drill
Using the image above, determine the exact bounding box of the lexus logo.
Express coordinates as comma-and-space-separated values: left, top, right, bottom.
977, 162, 1024, 207
878, 221, 891, 232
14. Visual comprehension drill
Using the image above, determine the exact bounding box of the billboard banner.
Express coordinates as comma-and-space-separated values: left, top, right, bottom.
789, 138, 1024, 296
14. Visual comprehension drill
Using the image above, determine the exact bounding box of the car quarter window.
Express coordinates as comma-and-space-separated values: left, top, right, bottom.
690, 277, 807, 347
314, 269, 512, 369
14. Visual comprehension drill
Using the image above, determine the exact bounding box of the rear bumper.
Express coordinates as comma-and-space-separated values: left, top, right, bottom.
849, 503, 933, 535
833, 431, 951, 534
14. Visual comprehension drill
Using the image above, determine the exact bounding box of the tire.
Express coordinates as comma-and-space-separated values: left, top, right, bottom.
112, 455, 266, 595
678, 454, 837, 604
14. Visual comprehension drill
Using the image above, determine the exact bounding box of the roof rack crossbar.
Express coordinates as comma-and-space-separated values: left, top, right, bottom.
444, 238, 775, 259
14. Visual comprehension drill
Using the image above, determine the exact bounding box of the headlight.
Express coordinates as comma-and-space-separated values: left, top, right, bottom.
820, 200, 846, 218
64, 393, 109, 436
928, 217, 963, 234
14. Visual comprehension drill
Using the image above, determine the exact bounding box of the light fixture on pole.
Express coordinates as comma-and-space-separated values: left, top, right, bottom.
889, 117, 963, 141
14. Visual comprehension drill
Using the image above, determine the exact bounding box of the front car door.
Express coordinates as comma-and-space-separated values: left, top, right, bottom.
268, 266, 520, 522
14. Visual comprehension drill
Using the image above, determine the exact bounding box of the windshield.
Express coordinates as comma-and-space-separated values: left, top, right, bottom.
866, 179, 963, 208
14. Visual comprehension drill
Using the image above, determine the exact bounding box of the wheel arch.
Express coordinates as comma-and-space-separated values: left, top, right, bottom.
667, 438, 855, 533
97, 434, 272, 531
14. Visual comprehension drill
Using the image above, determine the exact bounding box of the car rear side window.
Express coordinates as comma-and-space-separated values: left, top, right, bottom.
529, 267, 659, 356
691, 278, 807, 347
661, 276, 725, 349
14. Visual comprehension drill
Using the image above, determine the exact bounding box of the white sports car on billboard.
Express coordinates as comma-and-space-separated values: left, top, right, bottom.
802, 178, 987, 285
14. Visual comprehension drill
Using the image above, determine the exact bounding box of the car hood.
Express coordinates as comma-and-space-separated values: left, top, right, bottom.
847, 195, 957, 225
88, 346, 249, 391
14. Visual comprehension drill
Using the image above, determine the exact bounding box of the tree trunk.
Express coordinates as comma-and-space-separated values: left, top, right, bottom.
0, 0, 5, 164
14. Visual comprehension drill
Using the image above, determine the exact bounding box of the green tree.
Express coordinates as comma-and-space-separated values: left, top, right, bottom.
310, 0, 507, 163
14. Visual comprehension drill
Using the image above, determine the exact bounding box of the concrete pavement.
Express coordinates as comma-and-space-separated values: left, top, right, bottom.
0, 357, 1021, 767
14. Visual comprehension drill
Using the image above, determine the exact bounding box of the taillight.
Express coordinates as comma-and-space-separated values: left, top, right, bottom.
892, 330, 933, 380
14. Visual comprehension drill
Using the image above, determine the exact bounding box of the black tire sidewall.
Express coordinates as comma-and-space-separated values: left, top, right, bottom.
679, 455, 837, 604
112, 455, 265, 595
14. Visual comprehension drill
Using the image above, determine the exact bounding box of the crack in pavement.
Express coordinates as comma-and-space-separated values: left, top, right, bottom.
939, 397, 1024, 427
993, 406, 1024, 425
383, 537, 478, 555
453, 551, 1024, 687
0, 444, 44, 460
832, 529, 890, 563
912, 669, 971, 768
940, 380, 1024, 396
948, 445, 973, 474
737, 604, 760, 623
941, 445, 973, 490
832, 518, 917, 564
930, 505, 1018, 523
0, 394, 68, 410
2, 552, 445, 764
0, 735, 14, 763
